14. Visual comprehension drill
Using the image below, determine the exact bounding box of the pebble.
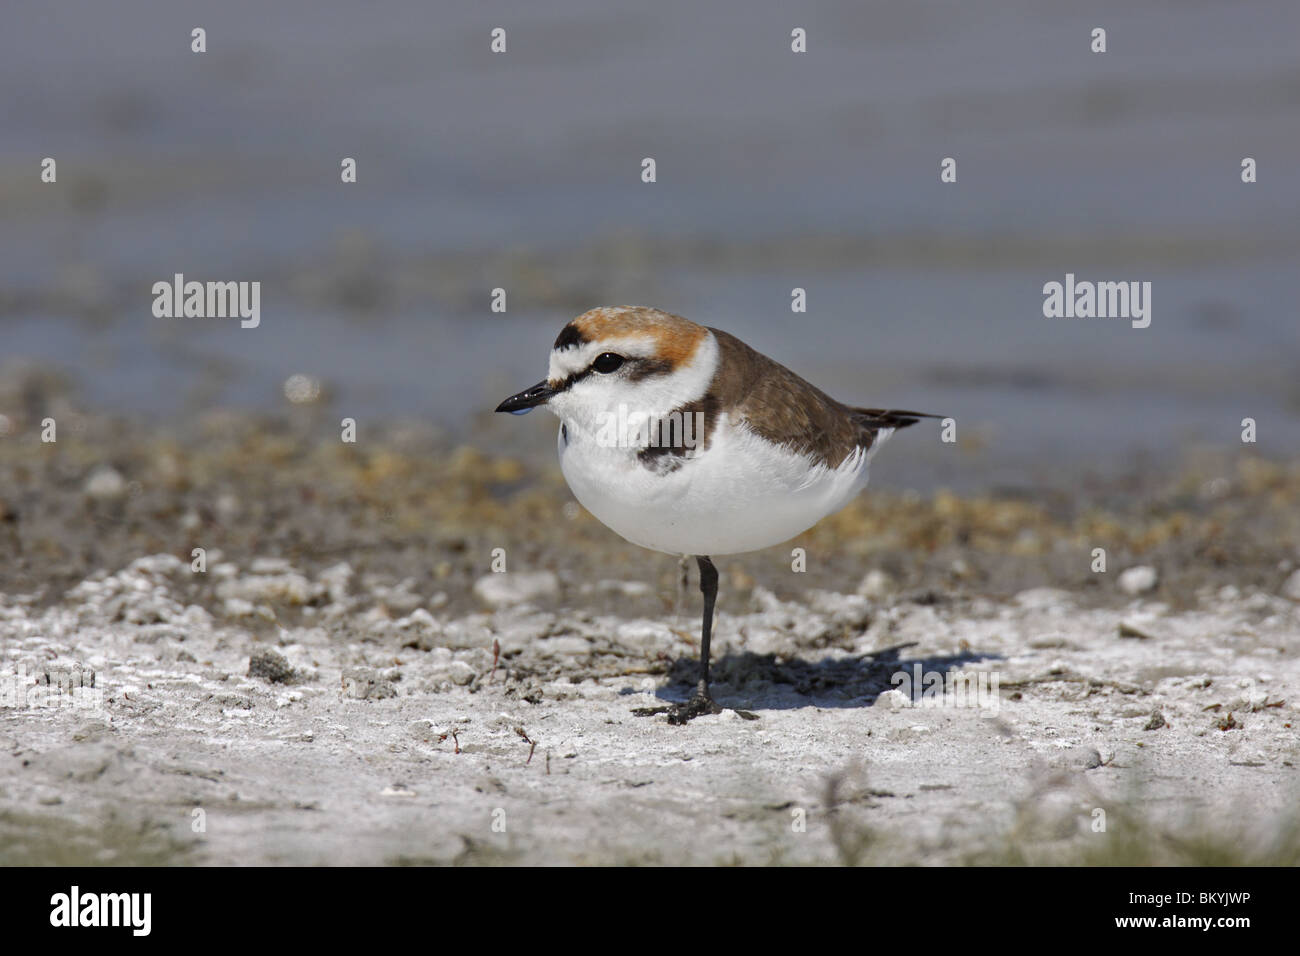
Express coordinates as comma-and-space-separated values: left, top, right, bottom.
1059, 745, 1103, 770
492, 609, 557, 645
1028, 634, 1072, 649
473, 571, 560, 608
129, 554, 186, 577
441, 617, 495, 649
857, 569, 897, 600
806, 590, 873, 629
341, 667, 397, 700
83, 466, 126, 500
283, 373, 323, 405
1013, 587, 1073, 610
1281, 569, 1300, 602
431, 660, 477, 686
533, 636, 594, 657
873, 689, 911, 710
317, 562, 354, 605
1118, 618, 1158, 640
1119, 565, 1159, 595
247, 647, 295, 684
218, 570, 319, 606
591, 579, 653, 597
394, 608, 442, 650
614, 621, 675, 654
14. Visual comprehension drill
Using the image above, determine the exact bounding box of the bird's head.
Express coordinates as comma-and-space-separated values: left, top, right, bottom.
495, 307, 718, 435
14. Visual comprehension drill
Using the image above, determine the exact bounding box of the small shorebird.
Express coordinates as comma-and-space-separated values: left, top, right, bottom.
496, 307, 937, 723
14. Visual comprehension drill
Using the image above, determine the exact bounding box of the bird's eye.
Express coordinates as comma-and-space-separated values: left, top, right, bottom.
592, 352, 624, 374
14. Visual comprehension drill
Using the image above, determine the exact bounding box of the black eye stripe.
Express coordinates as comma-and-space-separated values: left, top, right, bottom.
553, 354, 669, 390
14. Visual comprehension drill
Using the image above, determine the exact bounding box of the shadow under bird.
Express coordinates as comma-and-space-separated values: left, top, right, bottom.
497, 306, 938, 723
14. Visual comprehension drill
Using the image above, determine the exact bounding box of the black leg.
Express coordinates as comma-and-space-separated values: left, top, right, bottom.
695, 555, 718, 697
667, 555, 722, 724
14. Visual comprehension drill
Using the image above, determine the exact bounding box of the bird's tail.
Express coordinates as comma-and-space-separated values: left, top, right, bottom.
850, 408, 944, 430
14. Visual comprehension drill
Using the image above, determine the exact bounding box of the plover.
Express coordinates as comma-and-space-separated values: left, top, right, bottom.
496, 306, 937, 723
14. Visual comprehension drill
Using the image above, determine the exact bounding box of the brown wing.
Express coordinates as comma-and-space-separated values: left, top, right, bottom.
709, 329, 940, 469
639, 328, 938, 473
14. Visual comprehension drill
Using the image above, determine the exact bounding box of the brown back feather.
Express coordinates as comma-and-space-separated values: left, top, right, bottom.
637, 326, 938, 472
711, 329, 937, 469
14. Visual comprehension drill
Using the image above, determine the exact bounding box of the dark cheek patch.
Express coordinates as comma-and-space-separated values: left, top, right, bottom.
624, 358, 674, 382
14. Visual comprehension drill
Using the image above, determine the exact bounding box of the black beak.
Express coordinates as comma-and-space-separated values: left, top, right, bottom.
495, 380, 556, 415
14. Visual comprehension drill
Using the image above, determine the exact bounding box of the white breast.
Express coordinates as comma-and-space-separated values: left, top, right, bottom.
557, 414, 892, 556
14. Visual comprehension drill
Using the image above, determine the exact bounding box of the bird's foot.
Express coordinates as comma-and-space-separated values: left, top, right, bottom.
666, 692, 722, 725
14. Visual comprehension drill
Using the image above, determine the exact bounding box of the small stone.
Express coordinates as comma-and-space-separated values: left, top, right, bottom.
873, 688, 911, 710
857, 569, 897, 599
1013, 587, 1073, 610
1119, 565, 1159, 595
534, 635, 594, 657
249, 557, 291, 574
1062, 746, 1103, 770
395, 608, 442, 650
1118, 619, 1158, 640
84, 466, 126, 500
283, 373, 323, 405
594, 579, 653, 597
611, 624, 676, 655
1028, 634, 1071, 649
1281, 569, 1300, 602
341, 667, 397, 700
472, 571, 560, 608
441, 618, 495, 649
807, 590, 873, 629
1143, 711, 1166, 731
435, 660, 477, 686
247, 647, 295, 684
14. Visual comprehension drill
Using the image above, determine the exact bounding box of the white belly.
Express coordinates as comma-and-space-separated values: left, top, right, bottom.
557, 416, 890, 556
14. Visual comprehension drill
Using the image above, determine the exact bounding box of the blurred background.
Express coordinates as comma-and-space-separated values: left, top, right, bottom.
2, 0, 1298, 493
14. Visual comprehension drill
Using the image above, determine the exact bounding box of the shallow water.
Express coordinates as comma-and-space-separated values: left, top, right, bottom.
2, 0, 1298, 491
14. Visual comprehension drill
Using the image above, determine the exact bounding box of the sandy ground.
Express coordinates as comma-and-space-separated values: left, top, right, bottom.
1, 403, 1299, 864
2, 557, 1298, 865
